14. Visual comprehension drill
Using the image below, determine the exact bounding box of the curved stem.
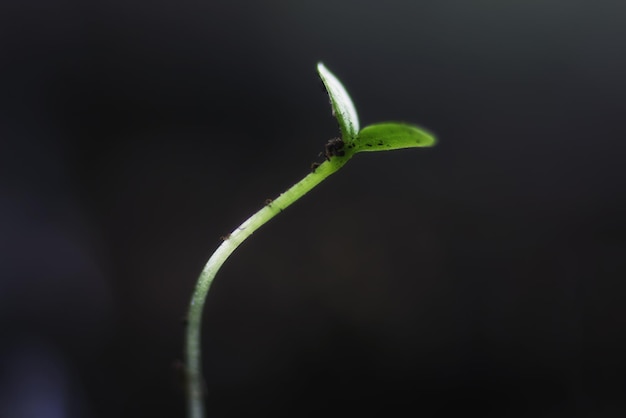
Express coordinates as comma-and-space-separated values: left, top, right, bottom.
185, 156, 350, 418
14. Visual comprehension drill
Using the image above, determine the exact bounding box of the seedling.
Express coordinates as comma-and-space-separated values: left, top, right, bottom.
185, 63, 436, 418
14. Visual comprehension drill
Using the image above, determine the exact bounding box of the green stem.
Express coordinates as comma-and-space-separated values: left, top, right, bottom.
185, 155, 351, 418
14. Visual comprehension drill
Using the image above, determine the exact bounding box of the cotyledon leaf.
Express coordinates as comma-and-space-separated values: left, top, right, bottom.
354, 122, 436, 152
317, 63, 360, 143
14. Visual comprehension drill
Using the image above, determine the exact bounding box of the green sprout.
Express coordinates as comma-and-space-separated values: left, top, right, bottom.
185, 63, 436, 418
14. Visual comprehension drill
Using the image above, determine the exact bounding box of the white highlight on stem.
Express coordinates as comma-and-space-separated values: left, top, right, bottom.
185, 156, 350, 418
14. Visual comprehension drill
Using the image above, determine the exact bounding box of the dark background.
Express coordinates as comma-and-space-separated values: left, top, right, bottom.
1, 1, 625, 417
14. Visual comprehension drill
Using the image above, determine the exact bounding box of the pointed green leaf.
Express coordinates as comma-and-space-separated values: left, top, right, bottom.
317, 63, 360, 142
355, 122, 436, 152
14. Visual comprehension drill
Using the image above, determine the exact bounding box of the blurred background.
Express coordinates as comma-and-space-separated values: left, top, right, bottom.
1, 1, 625, 417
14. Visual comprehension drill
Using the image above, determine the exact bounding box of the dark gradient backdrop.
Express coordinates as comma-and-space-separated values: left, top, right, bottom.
1, 1, 625, 417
